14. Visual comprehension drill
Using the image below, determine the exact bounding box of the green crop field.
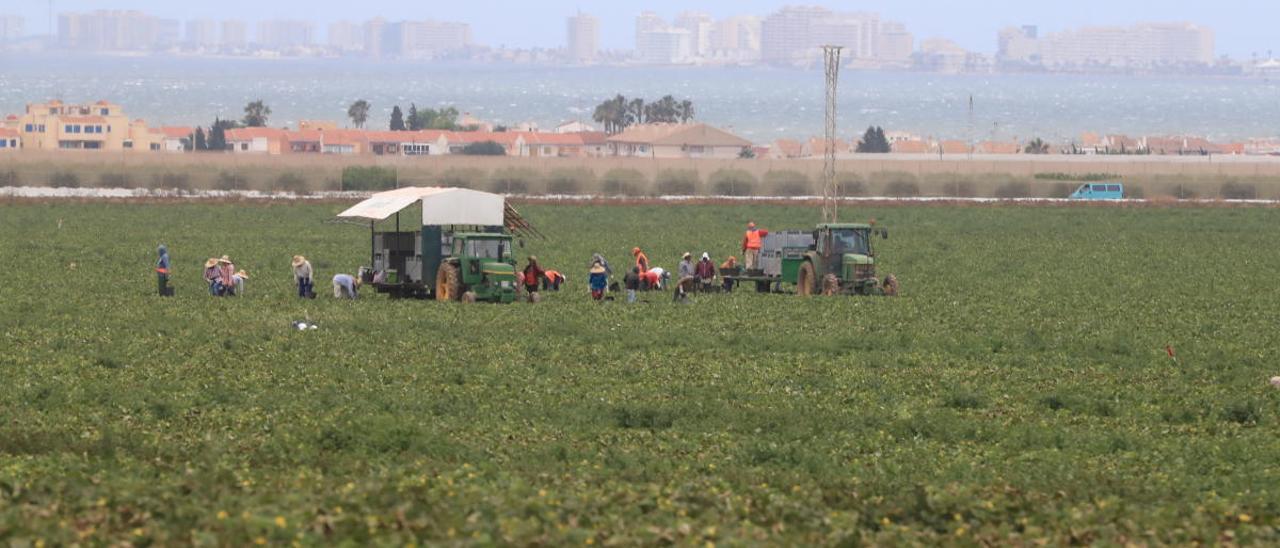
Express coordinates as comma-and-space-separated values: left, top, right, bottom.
1, 200, 1279, 545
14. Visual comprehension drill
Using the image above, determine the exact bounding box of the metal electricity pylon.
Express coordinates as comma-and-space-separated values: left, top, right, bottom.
822, 45, 843, 224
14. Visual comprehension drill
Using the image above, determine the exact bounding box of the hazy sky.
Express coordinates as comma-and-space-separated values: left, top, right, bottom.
4, 0, 1275, 57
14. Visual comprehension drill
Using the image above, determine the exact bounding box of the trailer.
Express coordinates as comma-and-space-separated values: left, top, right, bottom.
336, 187, 537, 303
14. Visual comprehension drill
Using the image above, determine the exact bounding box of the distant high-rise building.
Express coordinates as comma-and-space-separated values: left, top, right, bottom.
635, 11, 666, 51
362, 18, 386, 57
58, 10, 172, 51
328, 20, 364, 52
566, 13, 600, 63
711, 16, 761, 54
637, 28, 691, 65
185, 19, 218, 48
380, 20, 471, 59
673, 11, 713, 58
221, 20, 248, 49
256, 19, 314, 50
762, 7, 902, 65
1014, 22, 1214, 68
876, 22, 914, 63
0, 15, 24, 42
997, 26, 1039, 63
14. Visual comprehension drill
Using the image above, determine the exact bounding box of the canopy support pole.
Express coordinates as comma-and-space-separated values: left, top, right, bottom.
369, 220, 376, 275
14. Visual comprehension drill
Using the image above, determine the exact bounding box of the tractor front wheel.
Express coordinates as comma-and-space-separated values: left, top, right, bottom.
797, 262, 816, 297
436, 263, 463, 301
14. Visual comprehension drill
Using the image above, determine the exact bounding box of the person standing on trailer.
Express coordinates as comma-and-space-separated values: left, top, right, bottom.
742, 222, 769, 272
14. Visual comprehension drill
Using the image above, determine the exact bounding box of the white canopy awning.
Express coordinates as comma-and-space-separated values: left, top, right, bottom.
336, 187, 505, 226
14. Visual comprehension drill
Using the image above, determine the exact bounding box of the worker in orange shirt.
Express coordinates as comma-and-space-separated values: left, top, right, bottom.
741, 222, 769, 271
632, 247, 650, 273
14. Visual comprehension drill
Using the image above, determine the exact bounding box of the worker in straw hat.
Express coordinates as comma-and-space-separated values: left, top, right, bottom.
203, 258, 221, 296
588, 261, 608, 301
232, 269, 249, 296
217, 255, 237, 296
292, 255, 314, 298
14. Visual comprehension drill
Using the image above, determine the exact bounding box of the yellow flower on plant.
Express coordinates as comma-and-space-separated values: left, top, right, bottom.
254, 537, 267, 545
275, 516, 288, 528
1239, 514, 1252, 523
217, 510, 229, 520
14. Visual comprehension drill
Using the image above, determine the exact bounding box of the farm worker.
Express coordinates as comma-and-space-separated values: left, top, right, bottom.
155, 244, 171, 297
332, 273, 360, 299
589, 263, 608, 301
644, 267, 669, 290
203, 258, 221, 296
720, 256, 738, 293
543, 270, 566, 291
217, 256, 236, 296
292, 255, 314, 298
632, 247, 649, 273
522, 256, 545, 296
591, 253, 613, 276
676, 252, 697, 296
742, 222, 769, 271
696, 252, 717, 292
233, 270, 249, 296
623, 266, 642, 303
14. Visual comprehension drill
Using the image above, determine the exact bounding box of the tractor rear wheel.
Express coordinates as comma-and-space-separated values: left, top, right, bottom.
436, 263, 463, 301
797, 262, 816, 297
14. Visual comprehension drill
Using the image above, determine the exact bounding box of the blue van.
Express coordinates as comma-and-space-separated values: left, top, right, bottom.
1069, 183, 1125, 200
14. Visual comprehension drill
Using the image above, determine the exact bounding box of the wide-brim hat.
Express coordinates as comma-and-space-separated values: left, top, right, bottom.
682, 252, 692, 259
292, 255, 306, 267
218, 255, 232, 264
205, 258, 218, 268
590, 264, 606, 274
236, 270, 249, 279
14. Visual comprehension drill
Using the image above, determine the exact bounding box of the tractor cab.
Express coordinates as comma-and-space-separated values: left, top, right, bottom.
450, 233, 518, 300
802, 223, 888, 295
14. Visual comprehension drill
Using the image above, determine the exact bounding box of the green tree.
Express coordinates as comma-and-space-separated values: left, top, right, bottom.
194, 127, 207, 151
347, 99, 371, 129
627, 98, 645, 127
461, 141, 507, 156
411, 106, 461, 130
856, 126, 891, 153
389, 106, 406, 131
677, 100, 695, 123
407, 104, 421, 131
1024, 138, 1050, 154
592, 95, 629, 135
738, 146, 756, 159
242, 100, 271, 128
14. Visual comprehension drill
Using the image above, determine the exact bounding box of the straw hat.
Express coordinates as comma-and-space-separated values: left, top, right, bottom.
236, 270, 249, 279
218, 255, 232, 265
590, 264, 607, 274
292, 255, 306, 267
204, 258, 218, 268
682, 252, 692, 260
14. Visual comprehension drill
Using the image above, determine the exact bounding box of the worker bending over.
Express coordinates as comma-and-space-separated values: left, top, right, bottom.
333, 273, 360, 299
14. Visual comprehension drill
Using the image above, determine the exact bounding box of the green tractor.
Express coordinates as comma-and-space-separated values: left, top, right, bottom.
433, 232, 518, 303
794, 223, 889, 296
725, 222, 892, 296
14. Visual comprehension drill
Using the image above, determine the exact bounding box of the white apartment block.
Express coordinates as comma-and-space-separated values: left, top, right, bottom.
566, 13, 600, 63
256, 20, 315, 49
328, 21, 365, 52
185, 19, 218, 48
221, 20, 248, 49
1024, 22, 1214, 68
0, 15, 24, 42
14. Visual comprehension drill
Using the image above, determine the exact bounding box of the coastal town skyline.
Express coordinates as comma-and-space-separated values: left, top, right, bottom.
1, 1, 1278, 73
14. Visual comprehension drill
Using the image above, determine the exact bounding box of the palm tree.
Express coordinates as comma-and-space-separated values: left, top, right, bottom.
627, 98, 645, 128
242, 99, 272, 128
347, 99, 371, 129
1024, 138, 1050, 154
677, 100, 694, 123
593, 95, 630, 134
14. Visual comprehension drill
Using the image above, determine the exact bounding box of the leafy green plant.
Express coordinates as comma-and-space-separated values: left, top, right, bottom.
654, 169, 700, 196
709, 169, 757, 196
341, 166, 398, 191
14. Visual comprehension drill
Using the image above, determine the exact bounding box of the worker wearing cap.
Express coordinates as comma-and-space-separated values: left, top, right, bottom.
742, 222, 769, 272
